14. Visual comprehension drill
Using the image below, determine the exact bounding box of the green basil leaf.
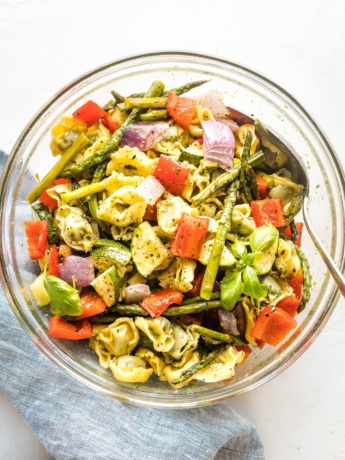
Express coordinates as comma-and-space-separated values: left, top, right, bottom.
220, 271, 243, 310
242, 266, 268, 299
231, 242, 248, 260
249, 224, 279, 255
43, 275, 82, 316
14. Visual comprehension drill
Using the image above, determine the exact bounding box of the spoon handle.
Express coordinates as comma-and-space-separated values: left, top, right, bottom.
303, 201, 345, 297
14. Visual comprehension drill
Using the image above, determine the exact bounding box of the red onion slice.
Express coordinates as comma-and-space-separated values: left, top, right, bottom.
201, 90, 229, 119
201, 119, 235, 171
121, 121, 169, 152
124, 284, 151, 304
136, 175, 165, 205
58, 256, 95, 290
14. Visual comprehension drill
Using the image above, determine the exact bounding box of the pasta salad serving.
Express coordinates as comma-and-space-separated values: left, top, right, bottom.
24, 79, 310, 388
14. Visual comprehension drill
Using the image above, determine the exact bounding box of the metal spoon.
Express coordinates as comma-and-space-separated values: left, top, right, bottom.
228, 108, 345, 296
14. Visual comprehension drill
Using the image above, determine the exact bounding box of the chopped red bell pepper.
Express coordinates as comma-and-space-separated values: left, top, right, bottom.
154, 155, 190, 195
276, 295, 300, 317
250, 198, 286, 228
72, 100, 108, 127
39, 178, 71, 210
255, 175, 269, 198
282, 222, 303, 247
76, 291, 107, 320
140, 288, 183, 318
166, 92, 197, 130
251, 305, 296, 346
24, 220, 48, 260
143, 198, 162, 221
49, 316, 93, 340
288, 274, 303, 300
102, 112, 120, 133
186, 269, 205, 298
47, 244, 60, 277
235, 345, 252, 362
170, 213, 209, 260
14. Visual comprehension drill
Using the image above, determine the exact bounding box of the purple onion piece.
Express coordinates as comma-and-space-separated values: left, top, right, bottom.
58, 256, 95, 290
120, 121, 170, 152
201, 90, 229, 119
124, 284, 151, 304
218, 308, 240, 336
201, 119, 235, 171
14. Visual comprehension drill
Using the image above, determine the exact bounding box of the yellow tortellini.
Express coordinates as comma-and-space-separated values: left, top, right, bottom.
157, 196, 195, 236
83, 137, 109, 161
268, 173, 304, 205
182, 162, 211, 202
111, 224, 136, 242
160, 352, 200, 389
234, 123, 260, 158
91, 318, 140, 357
106, 146, 158, 177
194, 346, 244, 383
198, 238, 236, 268
47, 183, 73, 207
274, 238, 302, 277
162, 322, 199, 368
157, 257, 197, 293
55, 205, 99, 252
258, 275, 294, 307
96, 186, 146, 227
50, 116, 87, 156
253, 237, 279, 275
230, 203, 256, 236
242, 296, 257, 346
135, 348, 167, 377
109, 355, 153, 383
134, 316, 174, 353
104, 171, 143, 196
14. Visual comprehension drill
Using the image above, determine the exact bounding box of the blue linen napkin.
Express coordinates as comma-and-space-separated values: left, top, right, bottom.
0, 150, 265, 460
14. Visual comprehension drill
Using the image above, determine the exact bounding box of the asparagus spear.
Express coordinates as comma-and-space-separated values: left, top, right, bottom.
102, 299, 222, 317
32, 202, 59, 244
283, 190, 304, 226
61, 181, 106, 203
87, 163, 111, 234
190, 325, 247, 346
239, 130, 253, 202
129, 79, 210, 99
200, 180, 239, 300
124, 97, 168, 109
182, 292, 220, 305
26, 133, 90, 203
59, 80, 165, 178
295, 244, 312, 313
171, 346, 223, 385
162, 300, 222, 316
191, 150, 264, 207
140, 109, 169, 121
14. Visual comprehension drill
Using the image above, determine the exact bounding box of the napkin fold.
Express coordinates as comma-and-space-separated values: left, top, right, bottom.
0, 150, 265, 460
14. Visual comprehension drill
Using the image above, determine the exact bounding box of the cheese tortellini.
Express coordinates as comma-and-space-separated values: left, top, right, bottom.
109, 355, 153, 383
90, 318, 140, 357
275, 238, 302, 277
106, 146, 158, 177
55, 205, 99, 252
134, 316, 174, 353
157, 257, 197, 292
96, 186, 146, 227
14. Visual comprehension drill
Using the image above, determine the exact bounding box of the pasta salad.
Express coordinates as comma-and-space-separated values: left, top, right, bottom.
25, 79, 310, 388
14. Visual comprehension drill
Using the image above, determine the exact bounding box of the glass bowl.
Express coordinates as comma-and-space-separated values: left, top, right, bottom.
1, 51, 344, 408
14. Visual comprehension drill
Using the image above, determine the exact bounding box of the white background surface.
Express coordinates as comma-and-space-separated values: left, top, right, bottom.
0, 1, 344, 459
